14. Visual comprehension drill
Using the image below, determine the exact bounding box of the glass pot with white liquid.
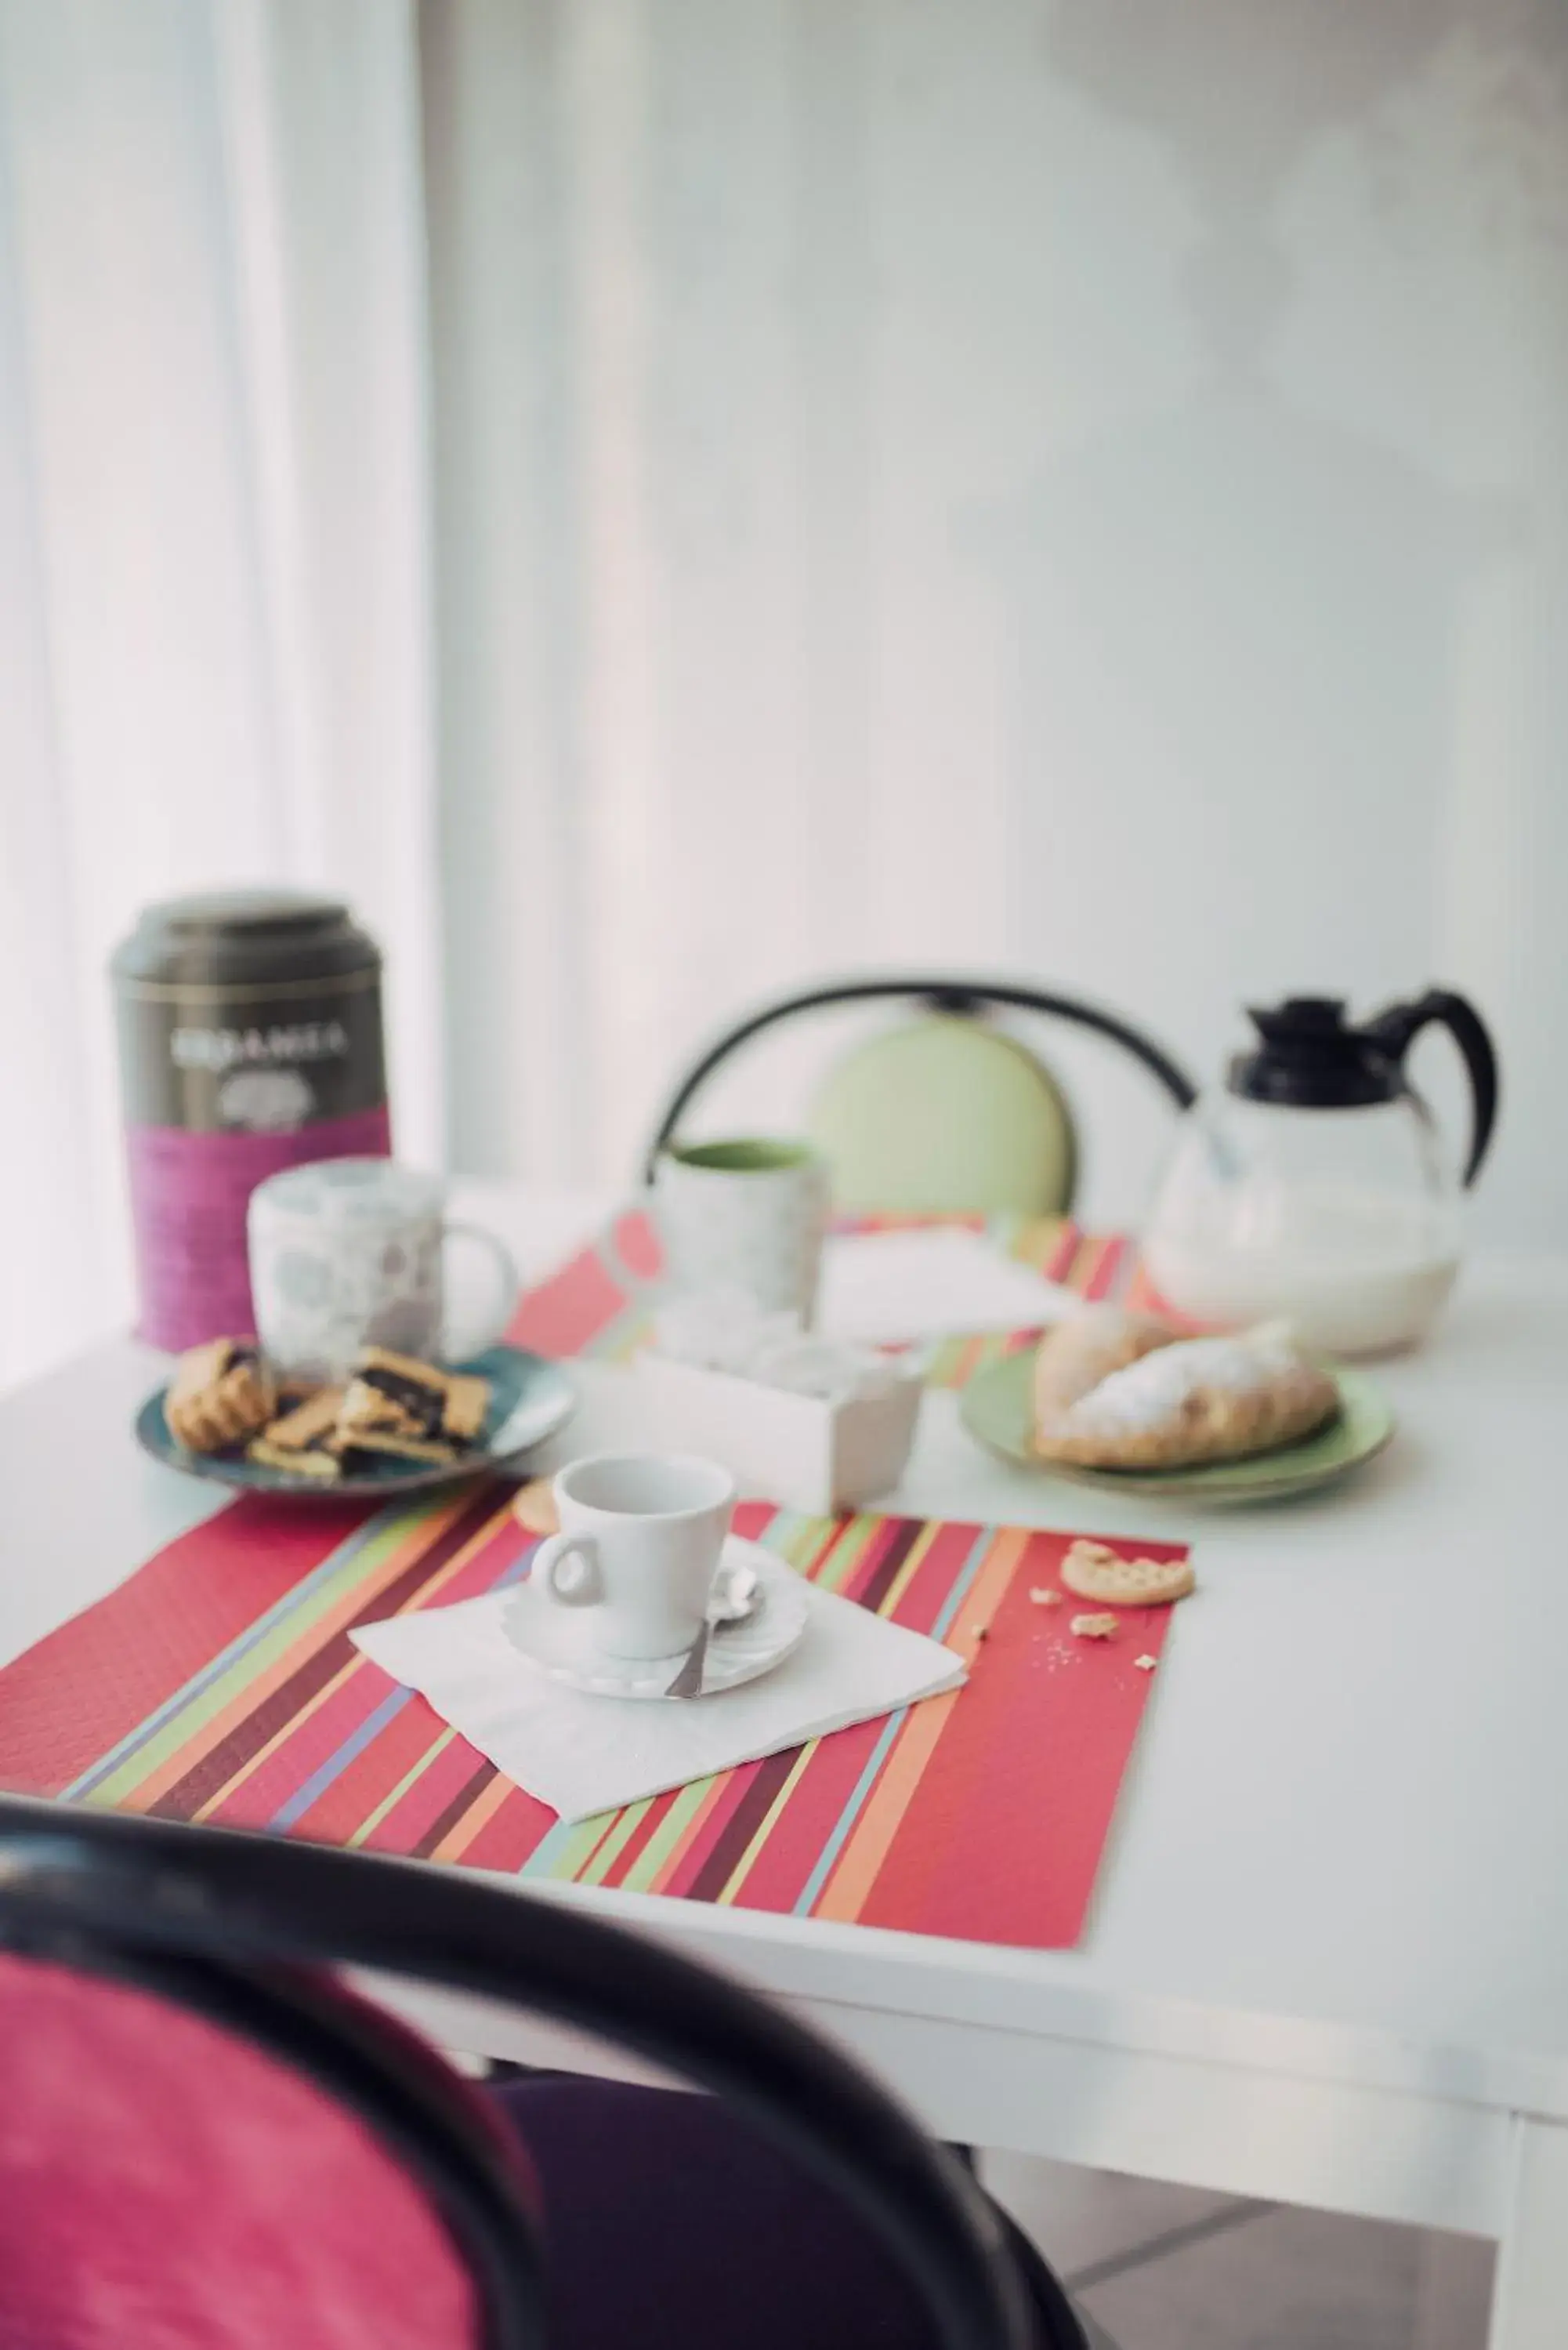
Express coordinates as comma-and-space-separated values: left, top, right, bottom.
1144, 993, 1498, 1355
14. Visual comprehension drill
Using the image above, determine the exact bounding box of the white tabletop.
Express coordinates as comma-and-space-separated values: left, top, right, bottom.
5, 1184, 1568, 2186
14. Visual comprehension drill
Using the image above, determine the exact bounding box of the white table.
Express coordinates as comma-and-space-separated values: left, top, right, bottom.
3, 1181, 1566, 2349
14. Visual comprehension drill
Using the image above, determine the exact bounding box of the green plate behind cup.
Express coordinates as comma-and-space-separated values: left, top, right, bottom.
136, 1343, 575, 1503
959, 1348, 1395, 1503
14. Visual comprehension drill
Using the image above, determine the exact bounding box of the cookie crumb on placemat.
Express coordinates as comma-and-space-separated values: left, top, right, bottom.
1070, 1612, 1120, 1640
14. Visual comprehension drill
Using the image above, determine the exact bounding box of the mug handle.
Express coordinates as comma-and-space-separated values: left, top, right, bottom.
440, 1221, 522, 1358
531, 1532, 602, 1609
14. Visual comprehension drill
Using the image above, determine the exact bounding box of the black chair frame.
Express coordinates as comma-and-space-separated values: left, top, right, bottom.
642, 975, 1197, 1187
0, 1793, 1073, 2350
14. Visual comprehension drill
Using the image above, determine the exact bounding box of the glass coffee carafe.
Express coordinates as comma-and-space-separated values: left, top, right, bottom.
1144, 992, 1498, 1355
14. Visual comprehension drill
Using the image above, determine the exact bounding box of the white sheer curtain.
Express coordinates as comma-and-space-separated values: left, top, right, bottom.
0, 0, 441, 1386
424, 0, 1568, 1253
4, 0, 1566, 1392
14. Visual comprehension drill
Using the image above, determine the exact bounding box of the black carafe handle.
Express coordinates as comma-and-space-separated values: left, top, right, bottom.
1362, 990, 1499, 1188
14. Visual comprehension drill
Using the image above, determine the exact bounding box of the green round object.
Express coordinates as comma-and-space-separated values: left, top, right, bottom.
959, 1350, 1396, 1505
807, 1017, 1077, 1216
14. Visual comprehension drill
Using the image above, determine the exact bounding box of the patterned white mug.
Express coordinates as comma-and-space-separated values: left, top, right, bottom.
654, 1138, 831, 1325
247, 1158, 520, 1385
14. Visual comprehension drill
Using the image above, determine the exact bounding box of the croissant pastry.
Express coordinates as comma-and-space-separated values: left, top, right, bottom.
1031, 1307, 1338, 1470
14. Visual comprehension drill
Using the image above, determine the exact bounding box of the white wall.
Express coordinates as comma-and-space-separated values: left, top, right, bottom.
428, 0, 1567, 1244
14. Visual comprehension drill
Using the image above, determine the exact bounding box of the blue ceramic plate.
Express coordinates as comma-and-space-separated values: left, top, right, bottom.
136, 1344, 575, 1502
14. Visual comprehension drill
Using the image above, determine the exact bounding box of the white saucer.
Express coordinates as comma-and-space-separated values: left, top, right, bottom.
500, 1536, 809, 1702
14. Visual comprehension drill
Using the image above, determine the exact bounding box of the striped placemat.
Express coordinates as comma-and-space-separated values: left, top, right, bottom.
511, 1208, 1140, 1387
0, 1481, 1182, 1949
0, 1208, 1182, 1948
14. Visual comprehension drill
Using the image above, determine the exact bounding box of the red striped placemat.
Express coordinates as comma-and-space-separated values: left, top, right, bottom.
0, 1484, 1180, 1947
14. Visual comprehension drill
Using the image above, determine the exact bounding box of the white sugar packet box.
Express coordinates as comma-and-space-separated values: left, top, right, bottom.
633, 1301, 923, 1515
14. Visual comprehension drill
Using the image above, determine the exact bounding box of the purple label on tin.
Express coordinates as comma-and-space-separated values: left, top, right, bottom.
125, 1108, 393, 1353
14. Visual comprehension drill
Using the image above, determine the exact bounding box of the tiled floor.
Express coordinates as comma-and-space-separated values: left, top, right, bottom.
981, 2152, 1497, 2349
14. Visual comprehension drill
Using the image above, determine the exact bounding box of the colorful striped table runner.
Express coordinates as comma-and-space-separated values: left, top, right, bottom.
510, 1208, 1147, 1387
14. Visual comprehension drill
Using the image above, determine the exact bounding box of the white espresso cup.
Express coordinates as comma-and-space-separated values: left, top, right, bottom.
654, 1137, 831, 1325
247, 1157, 520, 1386
531, 1453, 735, 1660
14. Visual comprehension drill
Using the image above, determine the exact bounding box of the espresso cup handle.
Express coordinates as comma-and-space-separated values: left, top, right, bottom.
440, 1221, 522, 1359
533, 1532, 602, 1609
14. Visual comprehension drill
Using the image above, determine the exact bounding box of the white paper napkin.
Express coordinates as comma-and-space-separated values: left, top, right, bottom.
817, 1226, 1076, 1344
350, 1575, 965, 1823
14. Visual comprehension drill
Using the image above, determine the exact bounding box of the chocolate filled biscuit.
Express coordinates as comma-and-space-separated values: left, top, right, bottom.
246, 1386, 345, 1481
257, 1387, 344, 1450
246, 1438, 343, 1482
338, 1429, 463, 1467
339, 1347, 491, 1451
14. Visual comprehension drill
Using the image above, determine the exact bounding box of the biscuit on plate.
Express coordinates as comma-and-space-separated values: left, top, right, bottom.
246, 1387, 344, 1481
167, 1339, 276, 1454
339, 1347, 490, 1451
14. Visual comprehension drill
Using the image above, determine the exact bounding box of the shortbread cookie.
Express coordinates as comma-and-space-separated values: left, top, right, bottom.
246, 1387, 344, 1481
440, 1373, 490, 1444
340, 1428, 461, 1467
1032, 1311, 1337, 1471
256, 1387, 344, 1452
512, 1480, 559, 1537
1060, 1543, 1194, 1608
339, 1347, 490, 1452
246, 1438, 342, 1483
167, 1340, 276, 1453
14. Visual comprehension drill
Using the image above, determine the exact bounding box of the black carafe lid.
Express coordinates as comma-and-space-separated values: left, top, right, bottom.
1228, 998, 1402, 1109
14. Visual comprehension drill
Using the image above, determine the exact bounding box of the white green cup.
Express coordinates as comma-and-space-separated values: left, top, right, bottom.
654, 1138, 831, 1325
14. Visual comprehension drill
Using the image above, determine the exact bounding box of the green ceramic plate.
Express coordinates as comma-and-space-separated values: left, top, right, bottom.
959, 1349, 1395, 1504
136, 1343, 575, 1503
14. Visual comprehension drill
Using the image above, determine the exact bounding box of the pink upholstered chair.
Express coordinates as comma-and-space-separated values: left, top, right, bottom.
0, 1793, 1103, 2350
